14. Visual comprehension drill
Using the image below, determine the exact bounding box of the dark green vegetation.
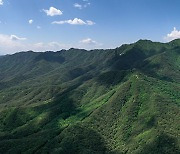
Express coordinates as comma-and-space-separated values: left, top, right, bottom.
0, 39, 180, 153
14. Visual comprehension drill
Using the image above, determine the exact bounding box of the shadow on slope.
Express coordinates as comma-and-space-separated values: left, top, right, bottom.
141, 133, 180, 154
0, 83, 85, 153
34, 52, 65, 63
38, 124, 111, 154
106, 45, 178, 83
97, 70, 129, 86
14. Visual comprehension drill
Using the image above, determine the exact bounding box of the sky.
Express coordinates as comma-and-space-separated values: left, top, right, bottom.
0, 0, 180, 54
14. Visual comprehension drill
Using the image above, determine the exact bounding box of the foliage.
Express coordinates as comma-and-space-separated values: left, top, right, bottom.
0, 39, 179, 153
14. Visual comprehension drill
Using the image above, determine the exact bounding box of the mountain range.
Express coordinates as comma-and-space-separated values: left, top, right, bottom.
0, 39, 179, 154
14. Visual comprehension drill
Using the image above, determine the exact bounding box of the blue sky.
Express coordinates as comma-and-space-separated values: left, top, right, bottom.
0, 0, 180, 54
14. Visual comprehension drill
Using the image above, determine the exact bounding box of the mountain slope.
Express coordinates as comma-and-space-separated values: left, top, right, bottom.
0, 40, 179, 153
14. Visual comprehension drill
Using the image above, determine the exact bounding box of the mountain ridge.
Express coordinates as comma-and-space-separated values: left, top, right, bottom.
0, 39, 179, 153
3, 39, 180, 56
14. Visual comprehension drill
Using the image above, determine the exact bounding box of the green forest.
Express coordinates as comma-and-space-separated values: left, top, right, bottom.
0, 39, 179, 154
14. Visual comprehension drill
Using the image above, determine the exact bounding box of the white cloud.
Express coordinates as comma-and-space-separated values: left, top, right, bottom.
52, 18, 95, 25
80, 38, 102, 46
79, 38, 103, 50
0, 35, 102, 55
32, 42, 68, 51
0, 0, 3, 5
10, 35, 27, 41
86, 20, 95, 25
52, 18, 86, 25
28, 19, 33, 24
80, 38, 97, 45
74, 1, 90, 9
37, 26, 41, 29
43, 7, 63, 16
0, 34, 71, 54
0, 34, 27, 54
74, 3, 82, 9
164, 27, 180, 41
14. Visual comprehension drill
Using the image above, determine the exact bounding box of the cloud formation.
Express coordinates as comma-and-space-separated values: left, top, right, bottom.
74, 3, 82, 9
86, 20, 95, 25
80, 38, 102, 48
80, 38, 97, 45
164, 27, 180, 41
0, 0, 3, 5
0, 34, 27, 54
29, 19, 33, 24
0, 34, 103, 54
74, 1, 90, 9
43, 7, 63, 16
52, 18, 95, 25
32, 42, 69, 51
79, 38, 102, 50
0, 34, 70, 54
10, 35, 27, 41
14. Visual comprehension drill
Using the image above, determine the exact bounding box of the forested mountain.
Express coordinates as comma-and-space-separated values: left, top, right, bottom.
0, 39, 179, 154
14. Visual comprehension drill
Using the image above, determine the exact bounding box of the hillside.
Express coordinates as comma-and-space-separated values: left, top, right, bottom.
0, 39, 179, 154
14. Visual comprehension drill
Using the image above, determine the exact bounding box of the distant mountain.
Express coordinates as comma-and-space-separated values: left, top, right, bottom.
0, 40, 179, 154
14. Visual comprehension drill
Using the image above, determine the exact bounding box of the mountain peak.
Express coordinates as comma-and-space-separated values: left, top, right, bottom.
137, 39, 153, 43
169, 38, 180, 46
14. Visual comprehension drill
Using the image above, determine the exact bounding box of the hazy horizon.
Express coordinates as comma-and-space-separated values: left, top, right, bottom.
0, 0, 180, 54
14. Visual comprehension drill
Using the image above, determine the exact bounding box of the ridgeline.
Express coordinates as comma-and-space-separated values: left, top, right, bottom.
0, 39, 179, 153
